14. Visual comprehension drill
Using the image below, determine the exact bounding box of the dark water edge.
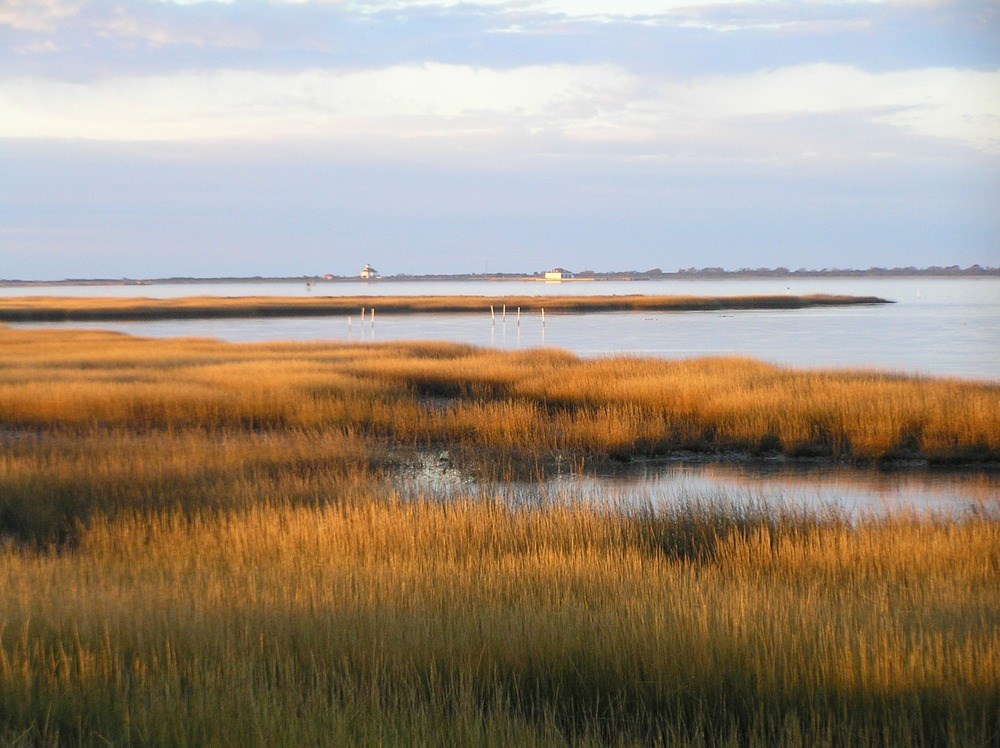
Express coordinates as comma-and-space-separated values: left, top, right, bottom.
0, 294, 890, 322
395, 450, 999, 518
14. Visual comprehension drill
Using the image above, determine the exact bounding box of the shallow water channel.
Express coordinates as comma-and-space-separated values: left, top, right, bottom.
397, 455, 999, 517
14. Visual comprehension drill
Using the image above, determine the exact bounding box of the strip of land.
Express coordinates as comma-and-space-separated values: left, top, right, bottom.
0, 293, 890, 322
1, 263, 996, 286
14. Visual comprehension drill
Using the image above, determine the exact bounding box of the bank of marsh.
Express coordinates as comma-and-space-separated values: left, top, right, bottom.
0, 292, 888, 322
0, 324, 997, 745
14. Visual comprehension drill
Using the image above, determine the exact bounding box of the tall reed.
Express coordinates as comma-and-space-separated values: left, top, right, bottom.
1, 325, 996, 743
0, 499, 996, 745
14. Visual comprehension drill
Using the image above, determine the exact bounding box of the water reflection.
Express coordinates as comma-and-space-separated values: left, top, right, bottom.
397, 456, 999, 517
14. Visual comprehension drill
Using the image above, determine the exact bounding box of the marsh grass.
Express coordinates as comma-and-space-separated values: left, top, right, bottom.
1, 326, 996, 469
1, 325, 998, 744
0, 427, 385, 542
0, 499, 997, 745
0, 293, 889, 322
1, 326, 997, 541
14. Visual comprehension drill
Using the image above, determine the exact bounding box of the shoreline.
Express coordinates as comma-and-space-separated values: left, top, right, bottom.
519, 448, 1000, 473
2, 266, 998, 287
0, 293, 891, 322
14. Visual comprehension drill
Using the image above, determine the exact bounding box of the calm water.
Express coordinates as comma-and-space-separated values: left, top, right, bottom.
400, 457, 999, 517
7, 278, 999, 381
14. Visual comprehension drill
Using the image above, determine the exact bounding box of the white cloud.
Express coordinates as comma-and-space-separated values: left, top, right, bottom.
0, 63, 634, 141
10, 39, 61, 54
0, 0, 81, 31
344, 0, 938, 20
644, 65, 1000, 153
159, 0, 924, 18
94, 7, 260, 48
0, 63, 996, 157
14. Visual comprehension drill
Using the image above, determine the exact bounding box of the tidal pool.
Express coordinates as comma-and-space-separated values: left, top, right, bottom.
397, 456, 999, 517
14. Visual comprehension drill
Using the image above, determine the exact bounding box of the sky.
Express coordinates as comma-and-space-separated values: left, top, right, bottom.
1, 0, 998, 279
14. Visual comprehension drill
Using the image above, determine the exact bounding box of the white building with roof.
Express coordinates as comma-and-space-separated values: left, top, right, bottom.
544, 268, 573, 281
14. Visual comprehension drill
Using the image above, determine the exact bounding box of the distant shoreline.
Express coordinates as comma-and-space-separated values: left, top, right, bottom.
1, 265, 997, 287
0, 294, 890, 323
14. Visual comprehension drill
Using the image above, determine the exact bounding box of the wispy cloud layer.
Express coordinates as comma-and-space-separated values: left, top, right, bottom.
2, 63, 996, 157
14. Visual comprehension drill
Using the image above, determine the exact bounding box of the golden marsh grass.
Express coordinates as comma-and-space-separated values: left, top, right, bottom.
1, 325, 997, 743
1, 325, 996, 465
1, 500, 997, 744
0, 292, 888, 322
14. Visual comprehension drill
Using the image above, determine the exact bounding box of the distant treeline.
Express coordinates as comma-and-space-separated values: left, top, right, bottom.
564, 264, 999, 280
1, 265, 997, 286
356, 264, 1000, 281
655, 264, 999, 279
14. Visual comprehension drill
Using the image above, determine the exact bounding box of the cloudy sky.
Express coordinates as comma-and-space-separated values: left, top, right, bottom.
1, 0, 998, 279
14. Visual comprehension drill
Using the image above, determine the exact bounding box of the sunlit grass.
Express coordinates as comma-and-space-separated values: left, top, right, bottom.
0, 292, 889, 321
1, 325, 997, 743
1, 324, 997, 544
1, 500, 997, 745
1, 326, 996, 468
